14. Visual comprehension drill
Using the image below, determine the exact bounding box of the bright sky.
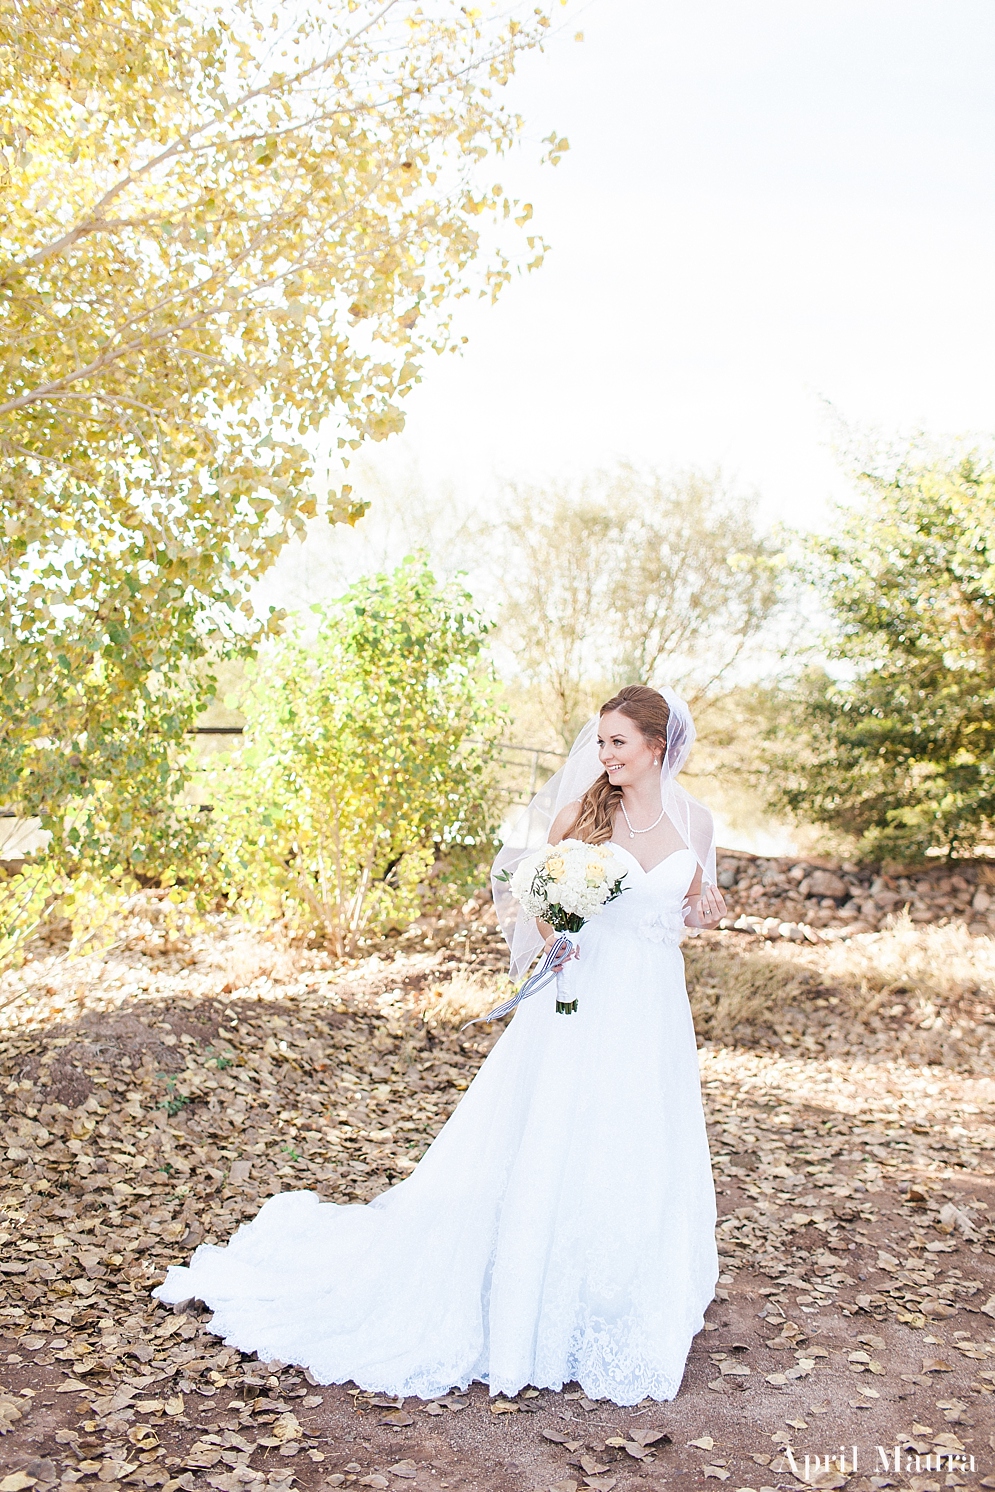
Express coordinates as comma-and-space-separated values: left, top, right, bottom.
257, 0, 995, 851
339, 0, 995, 532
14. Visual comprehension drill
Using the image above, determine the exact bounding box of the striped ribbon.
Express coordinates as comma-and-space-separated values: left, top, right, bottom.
461, 932, 575, 1031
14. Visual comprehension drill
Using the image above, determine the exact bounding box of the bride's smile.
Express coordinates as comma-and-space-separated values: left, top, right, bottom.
597, 712, 660, 789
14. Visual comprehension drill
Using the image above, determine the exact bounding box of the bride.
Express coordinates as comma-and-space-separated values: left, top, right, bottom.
155, 684, 726, 1405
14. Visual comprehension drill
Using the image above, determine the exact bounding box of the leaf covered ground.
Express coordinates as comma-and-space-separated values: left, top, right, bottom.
1, 899, 995, 1492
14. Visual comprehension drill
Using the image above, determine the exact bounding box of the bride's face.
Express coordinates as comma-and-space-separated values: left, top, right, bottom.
597, 710, 661, 786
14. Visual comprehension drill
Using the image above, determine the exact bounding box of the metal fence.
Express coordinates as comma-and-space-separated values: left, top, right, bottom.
190, 728, 565, 808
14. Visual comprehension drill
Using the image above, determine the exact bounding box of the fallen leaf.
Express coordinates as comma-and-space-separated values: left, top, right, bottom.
378, 1410, 414, 1426
628, 1428, 669, 1447
577, 1456, 609, 1475
704, 1466, 731, 1481
358, 1479, 389, 1490
938, 1202, 976, 1236
387, 1462, 418, 1480
922, 1359, 953, 1373
127, 1425, 159, 1448
490, 1399, 518, 1414
0, 1476, 36, 1492
99, 1459, 137, 1481
689, 1438, 715, 1451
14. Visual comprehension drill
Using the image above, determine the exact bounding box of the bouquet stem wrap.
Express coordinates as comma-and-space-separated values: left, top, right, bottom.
461, 933, 575, 1030
554, 940, 578, 1015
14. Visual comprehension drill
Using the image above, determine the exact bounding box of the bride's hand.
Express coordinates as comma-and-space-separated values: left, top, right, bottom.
684, 885, 726, 929
542, 932, 579, 970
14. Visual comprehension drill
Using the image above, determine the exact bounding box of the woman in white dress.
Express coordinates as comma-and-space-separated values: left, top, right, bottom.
155, 684, 726, 1406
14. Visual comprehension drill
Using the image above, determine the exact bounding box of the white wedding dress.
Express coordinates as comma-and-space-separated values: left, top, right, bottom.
155, 845, 718, 1405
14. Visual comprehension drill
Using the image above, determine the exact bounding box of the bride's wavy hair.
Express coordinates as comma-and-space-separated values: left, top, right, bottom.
566, 685, 671, 845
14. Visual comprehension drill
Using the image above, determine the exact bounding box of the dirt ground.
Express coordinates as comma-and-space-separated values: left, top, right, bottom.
1, 902, 994, 1492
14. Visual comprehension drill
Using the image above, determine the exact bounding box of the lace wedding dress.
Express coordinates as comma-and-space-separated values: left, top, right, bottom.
155, 844, 718, 1405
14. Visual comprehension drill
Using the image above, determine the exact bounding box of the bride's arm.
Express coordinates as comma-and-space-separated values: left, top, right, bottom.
683, 865, 726, 929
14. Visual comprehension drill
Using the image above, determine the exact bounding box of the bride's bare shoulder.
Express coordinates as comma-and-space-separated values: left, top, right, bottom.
549, 800, 582, 843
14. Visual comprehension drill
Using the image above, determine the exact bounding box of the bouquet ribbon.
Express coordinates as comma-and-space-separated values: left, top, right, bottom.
461, 932, 575, 1031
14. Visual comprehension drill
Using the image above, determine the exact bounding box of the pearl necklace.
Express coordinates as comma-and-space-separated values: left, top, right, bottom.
619, 796, 667, 838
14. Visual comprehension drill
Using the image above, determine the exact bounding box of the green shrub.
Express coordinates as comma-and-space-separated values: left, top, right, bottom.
767, 448, 995, 860
207, 559, 504, 951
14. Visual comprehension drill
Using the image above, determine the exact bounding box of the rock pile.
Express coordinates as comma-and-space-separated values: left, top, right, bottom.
714, 849, 995, 942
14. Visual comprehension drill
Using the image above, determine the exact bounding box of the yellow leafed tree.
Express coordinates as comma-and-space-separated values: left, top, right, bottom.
0, 0, 564, 879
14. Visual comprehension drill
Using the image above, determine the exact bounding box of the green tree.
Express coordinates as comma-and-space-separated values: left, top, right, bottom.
768, 448, 995, 861
207, 559, 503, 952
0, 0, 562, 871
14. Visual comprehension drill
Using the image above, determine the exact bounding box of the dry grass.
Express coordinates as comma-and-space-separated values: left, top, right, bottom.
688, 913, 995, 1031
685, 915, 995, 1070
684, 935, 812, 1039
408, 917, 995, 1062
410, 969, 516, 1029
7, 891, 995, 1070
809, 912, 995, 1007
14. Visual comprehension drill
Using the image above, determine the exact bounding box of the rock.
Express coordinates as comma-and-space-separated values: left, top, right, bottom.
712, 847, 993, 936
806, 870, 849, 900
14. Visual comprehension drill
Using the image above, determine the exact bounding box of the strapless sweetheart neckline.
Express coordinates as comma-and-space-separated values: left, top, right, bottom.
608, 842, 696, 877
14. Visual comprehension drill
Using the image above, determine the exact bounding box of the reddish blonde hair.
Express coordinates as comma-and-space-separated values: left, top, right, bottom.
566, 685, 671, 845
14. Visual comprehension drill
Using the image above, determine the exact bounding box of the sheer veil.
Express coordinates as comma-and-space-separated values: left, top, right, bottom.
491, 687, 717, 977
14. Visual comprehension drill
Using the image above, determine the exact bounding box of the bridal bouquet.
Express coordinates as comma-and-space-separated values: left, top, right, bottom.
507, 839, 628, 932
497, 840, 628, 1014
